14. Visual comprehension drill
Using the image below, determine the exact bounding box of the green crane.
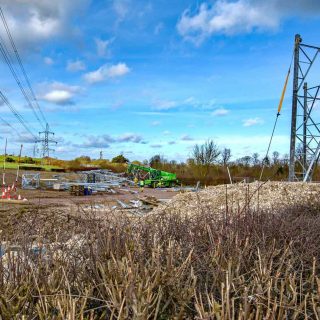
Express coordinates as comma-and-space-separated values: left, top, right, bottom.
127, 163, 179, 188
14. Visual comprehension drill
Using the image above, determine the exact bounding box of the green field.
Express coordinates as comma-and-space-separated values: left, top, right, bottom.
0, 155, 62, 171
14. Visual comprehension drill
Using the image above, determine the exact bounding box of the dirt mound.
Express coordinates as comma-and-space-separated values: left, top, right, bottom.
153, 182, 320, 216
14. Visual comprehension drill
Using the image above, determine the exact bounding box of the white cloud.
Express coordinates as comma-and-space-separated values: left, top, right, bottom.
117, 133, 143, 143
75, 132, 145, 148
184, 96, 196, 105
243, 117, 264, 127
177, 1, 278, 44
183, 97, 218, 110
154, 22, 164, 35
44, 57, 54, 65
15, 134, 36, 144
163, 130, 171, 136
177, 0, 320, 44
181, 134, 194, 141
95, 38, 113, 57
67, 60, 86, 72
113, 0, 130, 21
84, 63, 130, 84
0, 0, 90, 53
152, 99, 177, 111
151, 121, 160, 126
149, 96, 221, 112
108, 63, 130, 77
43, 90, 73, 105
150, 144, 162, 148
212, 107, 229, 116
40, 82, 81, 105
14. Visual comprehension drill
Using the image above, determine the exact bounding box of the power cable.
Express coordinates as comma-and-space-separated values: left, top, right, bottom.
0, 90, 37, 140
0, 6, 47, 126
259, 51, 295, 180
0, 114, 23, 138
0, 32, 45, 130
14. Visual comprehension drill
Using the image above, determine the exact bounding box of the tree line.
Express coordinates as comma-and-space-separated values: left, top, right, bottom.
66, 140, 318, 184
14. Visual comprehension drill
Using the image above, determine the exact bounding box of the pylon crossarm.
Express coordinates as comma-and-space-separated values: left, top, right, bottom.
300, 43, 320, 50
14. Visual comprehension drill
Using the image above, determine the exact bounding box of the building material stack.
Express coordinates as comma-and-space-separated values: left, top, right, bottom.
70, 185, 85, 196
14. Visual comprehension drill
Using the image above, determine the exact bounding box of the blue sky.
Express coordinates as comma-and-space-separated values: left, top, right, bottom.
0, 0, 320, 161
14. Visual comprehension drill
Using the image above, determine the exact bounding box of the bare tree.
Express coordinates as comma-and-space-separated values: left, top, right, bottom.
282, 153, 289, 165
221, 148, 231, 166
193, 140, 220, 165
193, 140, 220, 178
149, 155, 162, 167
237, 156, 252, 167
252, 153, 260, 166
272, 151, 280, 165
186, 158, 195, 166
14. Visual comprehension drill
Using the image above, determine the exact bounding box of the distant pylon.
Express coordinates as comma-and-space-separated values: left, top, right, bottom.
37, 123, 57, 158
100, 150, 103, 160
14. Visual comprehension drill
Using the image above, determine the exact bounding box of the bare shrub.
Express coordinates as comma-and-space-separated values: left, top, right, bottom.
0, 202, 320, 318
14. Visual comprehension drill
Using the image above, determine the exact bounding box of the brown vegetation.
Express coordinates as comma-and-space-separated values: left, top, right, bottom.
1, 190, 320, 318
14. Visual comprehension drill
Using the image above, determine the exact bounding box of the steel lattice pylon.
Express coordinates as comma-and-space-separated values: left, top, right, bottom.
37, 123, 57, 158
289, 34, 320, 182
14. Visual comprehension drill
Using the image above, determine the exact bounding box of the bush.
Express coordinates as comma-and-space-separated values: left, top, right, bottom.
112, 154, 129, 163
67, 159, 82, 170
50, 168, 65, 172
5, 157, 15, 163
1, 202, 320, 318
24, 157, 36, 164
19, 165, 43, 171
75, 156, 91, 163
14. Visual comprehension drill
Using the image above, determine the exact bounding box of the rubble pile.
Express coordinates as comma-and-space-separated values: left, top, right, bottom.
152, 182, 320, 216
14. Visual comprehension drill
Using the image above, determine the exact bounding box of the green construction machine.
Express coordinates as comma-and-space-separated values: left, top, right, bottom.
127, 163, 179, 188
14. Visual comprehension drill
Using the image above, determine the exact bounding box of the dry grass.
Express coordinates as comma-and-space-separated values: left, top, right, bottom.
1, 196, 320, 319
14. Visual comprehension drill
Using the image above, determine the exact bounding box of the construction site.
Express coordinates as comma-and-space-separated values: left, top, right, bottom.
1, 1, 320, 318
0, 34, 319, 211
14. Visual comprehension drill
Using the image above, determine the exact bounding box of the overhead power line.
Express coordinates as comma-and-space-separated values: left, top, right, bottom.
0, 7, 47, 126
0, 90, 37, 140
0, 40, 45, 130
0, 114, 23, 138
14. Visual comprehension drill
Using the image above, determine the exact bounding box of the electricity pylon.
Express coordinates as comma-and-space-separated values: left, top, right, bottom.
37, 123, 57, 158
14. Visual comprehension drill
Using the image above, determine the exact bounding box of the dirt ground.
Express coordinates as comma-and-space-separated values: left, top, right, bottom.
22, 187, 178, 206
0, 169, 179, 213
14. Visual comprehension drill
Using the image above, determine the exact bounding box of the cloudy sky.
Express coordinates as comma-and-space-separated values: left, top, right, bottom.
0, 0, 320, 161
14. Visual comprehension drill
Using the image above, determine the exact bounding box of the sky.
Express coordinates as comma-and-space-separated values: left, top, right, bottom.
0, 0, 320, 161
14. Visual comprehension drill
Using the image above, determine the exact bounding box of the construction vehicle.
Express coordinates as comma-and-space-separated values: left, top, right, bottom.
127, 163, 179, 188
